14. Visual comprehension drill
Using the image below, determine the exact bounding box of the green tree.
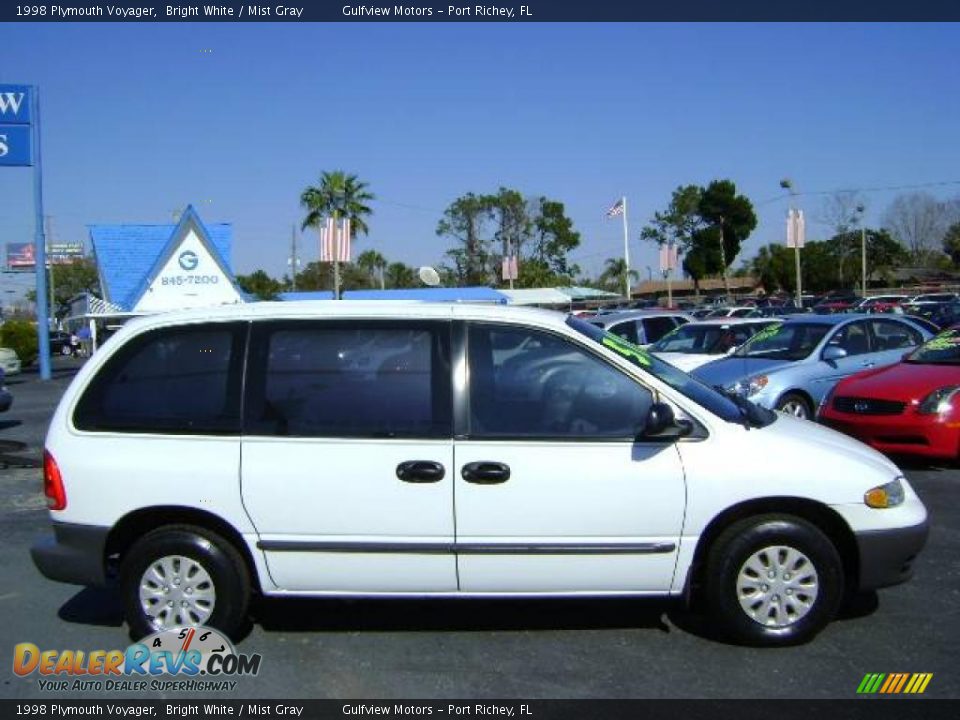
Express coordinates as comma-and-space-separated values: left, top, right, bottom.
944, 222, 960, 266
27, 258, 101, 315
236, 269, 284, 300
0, 319, 39, 365
300, 171, 375, 297
639, 184, 703, 263
384, 262, 417, 289
531, 198, 581, 280
598, 257, 638, 295
697, 179, 758, 299
490, 187, 533, 276
436, 193, 495, 286
357, 249, 388, 289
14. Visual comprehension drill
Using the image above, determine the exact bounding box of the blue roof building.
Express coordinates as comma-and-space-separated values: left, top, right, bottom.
89, 205, 244, 313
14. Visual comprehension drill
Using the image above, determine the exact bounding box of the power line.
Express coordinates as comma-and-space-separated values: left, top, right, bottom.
756, 179, 960, 207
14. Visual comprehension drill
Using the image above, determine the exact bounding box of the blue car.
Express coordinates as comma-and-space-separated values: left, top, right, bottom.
692, 314, 934, 420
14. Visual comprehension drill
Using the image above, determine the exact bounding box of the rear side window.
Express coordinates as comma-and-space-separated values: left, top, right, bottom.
607, 320, 639, 344
641, 316, 678, 343
244, 321, 452, 438
73, 323, 245, 434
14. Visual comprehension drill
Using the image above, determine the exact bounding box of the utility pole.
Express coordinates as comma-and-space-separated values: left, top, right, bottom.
45, 215, 56, 328
781, 179, 803, 307
718, 215, 731, 304
289, 224, 298, 292
857, 204, 867, 297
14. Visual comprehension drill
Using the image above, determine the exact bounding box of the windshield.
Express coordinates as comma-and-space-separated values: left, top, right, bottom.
906, 328, 960, 364
567, 316, 775, 427
733, 322, 830, 361
651, 324, 752, 355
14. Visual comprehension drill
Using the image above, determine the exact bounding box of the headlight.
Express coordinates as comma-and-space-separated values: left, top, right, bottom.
864, 478, 905, 509
731, 375, 768, 397
917, 385, 960, 415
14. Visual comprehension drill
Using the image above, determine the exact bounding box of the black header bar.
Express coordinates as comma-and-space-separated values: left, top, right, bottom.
2, 1, 960, 22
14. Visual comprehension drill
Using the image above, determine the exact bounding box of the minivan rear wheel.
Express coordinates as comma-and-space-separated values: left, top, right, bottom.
704, 514, 843, 646
120, 525, 250, 641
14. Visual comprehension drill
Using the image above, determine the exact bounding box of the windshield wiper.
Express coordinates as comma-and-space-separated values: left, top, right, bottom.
714, 385, 752, 430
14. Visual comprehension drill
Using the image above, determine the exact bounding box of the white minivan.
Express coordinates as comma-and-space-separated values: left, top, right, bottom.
32, 302, 928, 646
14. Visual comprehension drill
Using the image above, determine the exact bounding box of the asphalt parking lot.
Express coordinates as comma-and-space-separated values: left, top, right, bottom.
1, 359, 957, 699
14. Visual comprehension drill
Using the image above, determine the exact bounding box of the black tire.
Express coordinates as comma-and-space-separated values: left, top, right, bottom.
776, 392, 812, 420
120, 525, 250, 641
704, 514, 844, 646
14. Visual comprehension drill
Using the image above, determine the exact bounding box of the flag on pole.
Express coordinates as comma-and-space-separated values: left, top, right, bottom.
320, 217, 352, 262
786, 209, 806, 248
501, 255, 518, 281
659, 243, 678, 272
339, 217, 352, 262
605, 198, 625, 217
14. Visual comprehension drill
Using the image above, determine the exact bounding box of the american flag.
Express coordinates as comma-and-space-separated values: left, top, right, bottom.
605, 198, 624, 217
319, 217, 352, 262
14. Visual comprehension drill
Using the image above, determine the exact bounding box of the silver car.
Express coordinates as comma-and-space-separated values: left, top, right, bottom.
692, 314, 933, 419
588, 310, 691, 347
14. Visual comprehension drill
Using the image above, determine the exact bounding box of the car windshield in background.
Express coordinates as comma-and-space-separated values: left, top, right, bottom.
906, 329, 960, 364
566, 316, 774, 427
651, 324, 737, 355
733, 322, 830, 361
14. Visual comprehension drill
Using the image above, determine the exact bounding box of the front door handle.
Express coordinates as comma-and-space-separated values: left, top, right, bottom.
462, 461, 511, 484
396, 460, 445, 483
861, 361, 875, 368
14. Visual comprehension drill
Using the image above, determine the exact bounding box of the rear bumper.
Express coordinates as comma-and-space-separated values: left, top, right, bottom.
855, 519, 929, 591
31, 522, 109, 587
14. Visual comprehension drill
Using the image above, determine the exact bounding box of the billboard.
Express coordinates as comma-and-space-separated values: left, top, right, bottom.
6, 242, 84, 270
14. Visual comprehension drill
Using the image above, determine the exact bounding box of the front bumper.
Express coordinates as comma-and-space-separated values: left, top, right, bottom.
855, 518, 929, 591
31, 522, 110, 587
820, 412, 958, 460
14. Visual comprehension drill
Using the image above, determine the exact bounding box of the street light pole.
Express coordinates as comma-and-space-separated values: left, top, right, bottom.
781, 179, 802, 308
857, 204, 867, 297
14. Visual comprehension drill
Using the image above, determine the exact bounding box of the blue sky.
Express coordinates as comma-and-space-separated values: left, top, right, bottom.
1, 23, 959, 281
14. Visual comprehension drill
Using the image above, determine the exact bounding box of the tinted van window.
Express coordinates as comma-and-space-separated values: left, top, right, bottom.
468, 324, 654, 439
73, 324, 245, 434
245, 322, 452, 438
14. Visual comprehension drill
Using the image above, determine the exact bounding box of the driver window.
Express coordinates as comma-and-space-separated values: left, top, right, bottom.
827, 321, 870, 356
467, 324, 654, 440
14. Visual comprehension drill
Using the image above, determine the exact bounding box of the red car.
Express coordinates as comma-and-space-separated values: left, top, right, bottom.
818, 327, 960, 460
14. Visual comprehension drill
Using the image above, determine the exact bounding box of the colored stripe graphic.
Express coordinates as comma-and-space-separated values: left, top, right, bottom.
857, 673, 932, 694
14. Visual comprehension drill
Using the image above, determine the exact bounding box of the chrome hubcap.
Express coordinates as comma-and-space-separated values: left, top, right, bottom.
139, 555, 215, 630
736, 545, 819, 628
779, 400, 808, 418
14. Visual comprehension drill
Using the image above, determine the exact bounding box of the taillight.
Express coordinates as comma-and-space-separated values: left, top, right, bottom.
43, 450, 66, 511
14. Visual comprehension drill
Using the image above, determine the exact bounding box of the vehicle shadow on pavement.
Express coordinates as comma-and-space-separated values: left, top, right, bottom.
253, 597, 678, 636
58, 587, 124, 627
888, 455, 955, 472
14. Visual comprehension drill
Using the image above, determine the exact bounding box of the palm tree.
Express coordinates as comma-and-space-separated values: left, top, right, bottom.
357, 249, 388, 290
300, 171, 374, 298
384, 262, 416, 289
598, 257, 639, 298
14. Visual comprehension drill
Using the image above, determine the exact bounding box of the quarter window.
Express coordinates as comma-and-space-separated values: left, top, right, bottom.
73, 324, 245, 434
467, 324, 654, 440
245, 322, 451, 438
869, 319, 922, 350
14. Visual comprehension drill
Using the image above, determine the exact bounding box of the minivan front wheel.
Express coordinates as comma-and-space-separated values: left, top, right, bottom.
120, 525, 250, 641
704, 515, 843, 646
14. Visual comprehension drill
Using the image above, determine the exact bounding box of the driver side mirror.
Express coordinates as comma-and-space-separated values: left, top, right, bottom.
822, 345, 848, 362
637, 402, 693, 441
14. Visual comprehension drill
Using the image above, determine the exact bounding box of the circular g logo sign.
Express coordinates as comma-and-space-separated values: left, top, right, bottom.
178, 250, 199, 271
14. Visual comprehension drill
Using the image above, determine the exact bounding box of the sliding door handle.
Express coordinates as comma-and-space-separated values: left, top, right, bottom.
462, 461, 511, 484
396, 461, 445, 483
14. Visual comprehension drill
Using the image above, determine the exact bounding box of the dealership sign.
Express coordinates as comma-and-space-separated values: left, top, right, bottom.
0, 85, 32, 166
6, 241, 84, 269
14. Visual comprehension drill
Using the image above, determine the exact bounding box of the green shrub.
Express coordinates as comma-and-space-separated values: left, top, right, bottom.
0, 320, 39, 366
